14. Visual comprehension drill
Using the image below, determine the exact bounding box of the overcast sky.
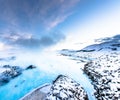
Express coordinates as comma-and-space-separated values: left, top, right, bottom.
0, 0, 120, 51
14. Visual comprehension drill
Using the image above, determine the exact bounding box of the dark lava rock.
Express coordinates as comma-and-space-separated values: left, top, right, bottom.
45, 75, 88, 100
0, 65, 23, 86
25, 65, 36, 70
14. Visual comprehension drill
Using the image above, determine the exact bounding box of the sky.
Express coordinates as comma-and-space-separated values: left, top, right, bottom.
0, 0, 120, 52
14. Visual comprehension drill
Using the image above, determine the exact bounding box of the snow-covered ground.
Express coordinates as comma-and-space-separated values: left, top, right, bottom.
60, 35, 120, 100
84, 52, 120, 99
45, 75, 88, 100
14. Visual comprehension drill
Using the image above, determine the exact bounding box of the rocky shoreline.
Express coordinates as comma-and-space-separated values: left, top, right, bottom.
83, 52, 120, 100
0, 65, 36, 86
20, 75, 88, 100
0, 65, 23, 86
60, 36, 120, 100
46, 75, 88, 100
20, 84, 51, 100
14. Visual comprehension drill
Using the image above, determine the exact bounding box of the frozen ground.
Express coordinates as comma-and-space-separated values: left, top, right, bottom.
45, 75, 88, 100
60, 35, 120, 100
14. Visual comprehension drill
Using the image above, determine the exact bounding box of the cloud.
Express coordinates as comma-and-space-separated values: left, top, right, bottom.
0, 0, 80, 31
0, 42, 12, 51
0, 31, 65, 49
39, 0, 80, 29
0, 0, 79, 51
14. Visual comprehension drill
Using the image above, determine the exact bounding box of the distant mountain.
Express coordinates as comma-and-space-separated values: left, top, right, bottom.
61, 35, 120, 53
76, 34, 120, 52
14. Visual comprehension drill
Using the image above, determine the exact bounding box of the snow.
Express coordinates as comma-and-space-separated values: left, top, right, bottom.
0, 68, 10, 73
60, 36, 120, 99
45, 75, 88, 100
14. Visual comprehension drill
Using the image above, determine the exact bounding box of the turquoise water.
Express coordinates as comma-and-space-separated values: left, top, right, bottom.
0, 51, 96, 100
0, 68, 56, 100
